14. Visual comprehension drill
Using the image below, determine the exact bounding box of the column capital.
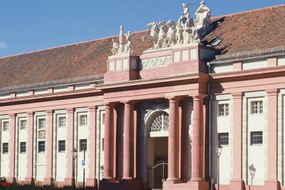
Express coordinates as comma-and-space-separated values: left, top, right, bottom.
27, 112, 34, 117
266, 89, 278, 96
66, 108, 74, 114
46, 110, 53, 115
167, 96, 183, 102
192, 94, 207, 101
122, 100, 136, 106
88, 106, 97, 112
232, 92, 244, 99
9, 113, 16, 117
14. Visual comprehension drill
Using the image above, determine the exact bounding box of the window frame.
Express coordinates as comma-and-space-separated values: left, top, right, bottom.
79, 113, 88, 127
2, 120, 9, 132
250, 131, 263, 145
2, 143, 8, 154
57, 115, 66, 128
19, 118, 27, 130
218, 103, 229, 117
20, 142, 26, 153
218, 132, 229, 145
38, 117, 46, 129
38, 141, 45, 153
250, 100, 263, 114
58, 140, 66, 152
79, 139, 87, 151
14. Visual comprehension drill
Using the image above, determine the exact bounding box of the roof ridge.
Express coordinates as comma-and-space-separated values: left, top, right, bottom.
211, 3, 285, 20
0, 29, 148, 61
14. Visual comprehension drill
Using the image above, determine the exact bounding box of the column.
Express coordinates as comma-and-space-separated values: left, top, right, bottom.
123, 101, 133, 180
25, 112, 34, 184
167, 97, 179, 181
103, 104, 114, 179
230, 93, 245, 190
45, 110, 54, 184
86, 106, 97, 187
191, 96, 203, 181
265, 89, 279, 189
8, 113, 16, 183
65, 108, 75, 185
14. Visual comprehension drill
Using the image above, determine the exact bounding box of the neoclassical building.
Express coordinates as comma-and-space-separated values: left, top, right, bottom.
0, 2, 285, 190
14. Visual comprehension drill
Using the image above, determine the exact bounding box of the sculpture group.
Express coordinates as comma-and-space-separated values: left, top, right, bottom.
112, 25, 132, 56
142, 1, 211, 50
111, 1, 211, 56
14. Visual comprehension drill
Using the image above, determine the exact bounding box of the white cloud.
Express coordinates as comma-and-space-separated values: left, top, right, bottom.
0, 41, 8, 50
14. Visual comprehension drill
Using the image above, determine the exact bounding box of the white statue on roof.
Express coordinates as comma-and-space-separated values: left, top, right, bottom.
195, 0, 211, 36
142, 1, 212, 51
111, 25, 133, 56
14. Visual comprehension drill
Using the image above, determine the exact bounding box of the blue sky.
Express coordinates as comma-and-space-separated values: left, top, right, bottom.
0, 0, 284, 57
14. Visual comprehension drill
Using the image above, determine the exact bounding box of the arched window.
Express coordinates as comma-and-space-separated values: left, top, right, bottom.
149, 112, 169, 137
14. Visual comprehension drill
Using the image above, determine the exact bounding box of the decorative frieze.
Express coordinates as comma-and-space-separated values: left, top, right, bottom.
141, 56, 172, 69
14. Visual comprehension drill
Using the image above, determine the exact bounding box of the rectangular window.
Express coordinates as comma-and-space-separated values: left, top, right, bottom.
38, 141, 45, 153
38, 118, 46, 129
38, 130, 46, 139
58, 116, 66, 128
79, 139, 87, 151
2, 121, 9, 131
20, 119, 27, 130
58, 140, 66, 152
250, 101, 263, 114
2, 143, 8, 154
20, 142, 26, 153
251, 131, 263, 145
79, 114, 88, 126
102, 113, 105, 125
218, 133, 229, 145
218, 103, 229, 116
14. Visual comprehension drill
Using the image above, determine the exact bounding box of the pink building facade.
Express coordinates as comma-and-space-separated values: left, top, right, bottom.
0, 2, 285, 190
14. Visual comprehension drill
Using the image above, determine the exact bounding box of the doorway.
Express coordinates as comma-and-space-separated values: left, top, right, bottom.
146, 111, 169, 190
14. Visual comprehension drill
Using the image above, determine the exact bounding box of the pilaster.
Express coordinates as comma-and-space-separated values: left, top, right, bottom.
7, 113, 16, 183
64, 108, 75, 186
230, 92, 245, 190
25, 112, 34, 184
44, 110, 54, 185
86, 106, 98, 188
265, 89, 280, 190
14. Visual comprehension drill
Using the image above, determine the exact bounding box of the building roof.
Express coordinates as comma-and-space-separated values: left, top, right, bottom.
0, 4, 284, 91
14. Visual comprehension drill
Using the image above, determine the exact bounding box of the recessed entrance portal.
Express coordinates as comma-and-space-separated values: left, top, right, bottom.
146, 111, 169, 190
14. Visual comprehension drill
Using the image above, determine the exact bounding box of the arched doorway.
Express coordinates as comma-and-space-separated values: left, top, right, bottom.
146, 111, 169, 190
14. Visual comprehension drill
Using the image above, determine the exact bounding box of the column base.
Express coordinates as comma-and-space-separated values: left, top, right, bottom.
265, 179, 281, 190
163, 180, 209, 190
43, 177, 54, 185
7, 177, 16, 184
99, 179, 140, 190
86, 178, 97, 188
24, 177, 35, 184
230, 179, 245, 190
64, 177, 75, 186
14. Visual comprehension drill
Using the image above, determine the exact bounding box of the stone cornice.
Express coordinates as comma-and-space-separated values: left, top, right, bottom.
211, 46, 285, 64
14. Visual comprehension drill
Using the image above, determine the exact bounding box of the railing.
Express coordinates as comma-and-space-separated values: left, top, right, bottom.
147, 161, 168, 189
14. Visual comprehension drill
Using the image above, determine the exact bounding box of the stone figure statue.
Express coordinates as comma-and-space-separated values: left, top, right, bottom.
157, 23, 167, 48
165, 20, 176, 46
111, 39, 119, 55
111, 25, 133, 56
195, 0, 211, 31
142, 1, 212, 50
124, 31, 133, 54
142, 22, 159, 48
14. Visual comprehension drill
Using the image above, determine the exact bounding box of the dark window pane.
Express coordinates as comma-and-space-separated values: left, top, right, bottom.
2, 143, 8, 154
58, 140, 66, 152
218, 133, 229, 145
80, 139, 87, 151
20, 142, 26, 153
251, 131, 263, 145
38, 141, 45, 152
